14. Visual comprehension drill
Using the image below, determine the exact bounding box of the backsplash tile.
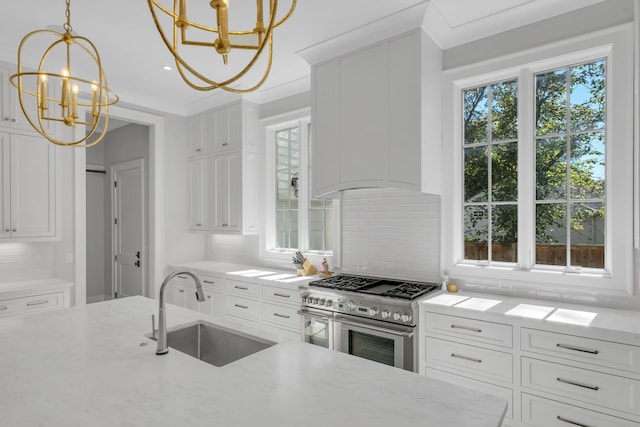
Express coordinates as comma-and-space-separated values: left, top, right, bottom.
0, 243, 53, 282
340, 188, 441, 282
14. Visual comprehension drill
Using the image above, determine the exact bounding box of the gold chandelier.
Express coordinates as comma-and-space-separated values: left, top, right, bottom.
10, 0, 118, 147
147, 0, 296, 93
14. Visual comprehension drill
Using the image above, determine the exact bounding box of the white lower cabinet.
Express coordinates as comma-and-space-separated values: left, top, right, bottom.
167, 268, 302, 340
0, 282, 71, 318
521, 393, 639, 427
422, 296, 640, 427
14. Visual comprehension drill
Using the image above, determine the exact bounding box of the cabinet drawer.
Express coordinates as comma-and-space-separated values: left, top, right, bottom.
424, 312, 512, 348
262, 285, 301, 306
262, 324, 301, 342
226, 295, 260, 320
522, 328, 640, 373
426, 368, 513, 420
522, 357, 640, 415
262, 303, 300, 331
0, 292, 64, 317
226, 279, 260, 299
425, 337, 512, 384
522, 393, 638, 427
199, 274, 225, 293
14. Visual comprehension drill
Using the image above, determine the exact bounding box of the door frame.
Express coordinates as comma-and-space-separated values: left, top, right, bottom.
73, 105, 165, 305
111, 158, 146, 298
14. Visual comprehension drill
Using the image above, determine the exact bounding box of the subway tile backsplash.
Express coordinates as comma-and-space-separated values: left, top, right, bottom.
340, 188, 441, 282
0, 242, 53, 282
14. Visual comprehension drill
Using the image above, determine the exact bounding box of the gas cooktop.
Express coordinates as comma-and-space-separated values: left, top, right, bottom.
308, 274, 439, 300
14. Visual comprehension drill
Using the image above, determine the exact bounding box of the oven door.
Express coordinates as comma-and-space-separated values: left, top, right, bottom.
298, 307, 333, 349
334, 314, 415, 371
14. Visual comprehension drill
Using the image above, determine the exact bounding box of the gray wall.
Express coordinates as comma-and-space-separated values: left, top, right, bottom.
87, 123, 150, 299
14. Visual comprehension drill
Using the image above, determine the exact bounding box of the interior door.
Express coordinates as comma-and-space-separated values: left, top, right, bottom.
112, 159, 145, 298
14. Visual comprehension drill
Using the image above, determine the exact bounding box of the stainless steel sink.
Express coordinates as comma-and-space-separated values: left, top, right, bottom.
157, 320, 276, 367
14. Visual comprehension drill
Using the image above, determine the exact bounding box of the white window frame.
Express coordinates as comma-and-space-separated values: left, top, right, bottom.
260, 108, 339, 266
442, 25, 634, 295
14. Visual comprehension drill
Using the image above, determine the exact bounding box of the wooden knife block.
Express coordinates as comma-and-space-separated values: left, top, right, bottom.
297, 259, 318, 276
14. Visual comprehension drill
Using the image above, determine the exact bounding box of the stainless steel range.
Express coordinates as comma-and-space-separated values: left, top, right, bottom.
299, 274, 439, 372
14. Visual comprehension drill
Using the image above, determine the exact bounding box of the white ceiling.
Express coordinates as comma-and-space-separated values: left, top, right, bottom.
0, 0, 607, 117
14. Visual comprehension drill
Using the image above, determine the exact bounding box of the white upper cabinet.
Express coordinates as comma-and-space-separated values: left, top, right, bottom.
310, 28, 442, 197
0, 131, 57, 240
0, 64, 55, 134
187, 113, 210, 157
188, 156, 212, 231
187, 101, 259, 235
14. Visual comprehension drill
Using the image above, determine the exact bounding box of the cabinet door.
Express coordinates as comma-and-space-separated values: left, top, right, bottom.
0, 67, 11, 128
188, 157, 211, 231
0, 65, 54, 133
0, 135, 10, 238
213, 153, 243, 232
214, 104, 242, 152
10, 134, 55, 238
187, 114, 206, 156
311, 60, 341, 196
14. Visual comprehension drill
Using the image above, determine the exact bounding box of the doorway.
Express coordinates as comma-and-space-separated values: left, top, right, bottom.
112, 159, 146, 298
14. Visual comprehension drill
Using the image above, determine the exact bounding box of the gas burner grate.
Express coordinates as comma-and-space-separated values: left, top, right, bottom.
308, 275, 380, 291
380, 282, 439, 299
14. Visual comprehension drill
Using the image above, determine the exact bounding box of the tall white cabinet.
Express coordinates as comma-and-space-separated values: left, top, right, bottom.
0, 131, 56, 240
188, 101, 258, 235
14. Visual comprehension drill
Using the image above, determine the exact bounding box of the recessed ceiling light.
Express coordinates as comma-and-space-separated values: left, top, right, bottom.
161, 65, 173, 71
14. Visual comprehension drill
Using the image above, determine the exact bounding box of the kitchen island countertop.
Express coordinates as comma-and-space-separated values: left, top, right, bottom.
0, 296, 506, 426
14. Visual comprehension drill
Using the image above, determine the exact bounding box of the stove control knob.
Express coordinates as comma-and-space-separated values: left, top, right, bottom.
346, 300, 356, 311
381, 309, 391, 319
401, 313, 412, 323
301, 297, 307, 303
312, 298, 319, 305
392, 312, 401, 321
369, 307, 379, 316
325, 299, 333, 307
319, 299, 326, 306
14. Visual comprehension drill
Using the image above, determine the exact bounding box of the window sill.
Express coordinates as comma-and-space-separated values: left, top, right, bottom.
448, 262, 632, 297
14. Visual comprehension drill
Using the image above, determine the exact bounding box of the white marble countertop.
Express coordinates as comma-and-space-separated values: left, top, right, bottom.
0, 278, 73, 295
170, 260, 318, 289
0, 296, 506, 427
422, 290, 640, 345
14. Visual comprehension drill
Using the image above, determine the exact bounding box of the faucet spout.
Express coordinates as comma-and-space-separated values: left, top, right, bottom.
156, 270, 207, 355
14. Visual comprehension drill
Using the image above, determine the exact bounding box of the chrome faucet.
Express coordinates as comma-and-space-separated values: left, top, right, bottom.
155, 270, 207, 355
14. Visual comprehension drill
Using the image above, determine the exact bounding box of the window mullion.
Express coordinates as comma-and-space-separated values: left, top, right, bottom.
518, 68, 534, 269
298, 120, 310, 252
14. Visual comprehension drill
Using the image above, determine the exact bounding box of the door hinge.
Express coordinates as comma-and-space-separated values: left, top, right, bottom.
114, 254, 118, 261
114, 181, 117, 188
115, 291, 118, 299
114, 218, 118, 225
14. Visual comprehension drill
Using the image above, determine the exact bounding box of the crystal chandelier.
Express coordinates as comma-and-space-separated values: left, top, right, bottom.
10, 0, 119, 147
147, 0, 296, 93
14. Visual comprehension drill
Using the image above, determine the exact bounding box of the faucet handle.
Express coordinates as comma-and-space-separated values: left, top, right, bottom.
151, 314, 158, 339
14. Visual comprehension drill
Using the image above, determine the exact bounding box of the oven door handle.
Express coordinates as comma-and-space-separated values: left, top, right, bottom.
297, 308, 331, 321
334, 314, 414, 338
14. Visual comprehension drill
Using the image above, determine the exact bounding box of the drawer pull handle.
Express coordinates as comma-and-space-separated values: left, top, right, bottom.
0, 305, 7, 310
234, 304, 249, 309
450, 353, 482, 364
27, 300, 49, 307
273, 293, 290, 298
556, 377, 599, 391
557, 415, 594, 427
179, 289, 185, 293
450, 324, 482, 333
203, 280, 216, 284
234, 285, 249, 291
273, 313, 290, 319
556, 343, 599, 355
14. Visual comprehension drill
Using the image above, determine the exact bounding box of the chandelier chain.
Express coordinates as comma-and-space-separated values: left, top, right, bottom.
63, 0, 72, 33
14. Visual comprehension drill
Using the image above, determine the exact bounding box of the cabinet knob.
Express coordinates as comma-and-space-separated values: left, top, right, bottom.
195, 223, 202, 227
12, 228, 16, 232
3, 118, 8, 121
11, 118, 16, 122
196, 148, 202, 152
4, 228, 9, 232
222, 142, 228, 146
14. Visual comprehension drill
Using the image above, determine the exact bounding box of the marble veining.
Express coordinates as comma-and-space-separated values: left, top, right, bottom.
0, 296, 506, 426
